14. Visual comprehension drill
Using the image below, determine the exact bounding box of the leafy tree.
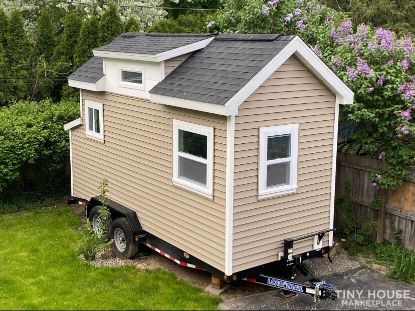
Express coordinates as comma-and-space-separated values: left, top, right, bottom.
149, 13, 210, 33
6, 10, 30, 103
74, 15, 99, 68
51, 12, 82, 101
36, 9, 55, 62
125, 16, 140, 32
0, 9, 7, 46
98, 2, 124, 46
322, 0, 415, 35
163, 0, 221, 18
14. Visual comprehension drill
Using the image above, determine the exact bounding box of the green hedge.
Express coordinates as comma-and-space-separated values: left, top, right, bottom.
0, 100, 79, 195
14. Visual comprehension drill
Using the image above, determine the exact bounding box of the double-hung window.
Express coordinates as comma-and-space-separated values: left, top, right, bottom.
85, 100, 104, 141
259, 124, 299, 198
173, 120, 213, 197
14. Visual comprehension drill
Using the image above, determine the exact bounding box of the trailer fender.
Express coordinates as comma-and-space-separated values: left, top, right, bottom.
86, 197, 143, 236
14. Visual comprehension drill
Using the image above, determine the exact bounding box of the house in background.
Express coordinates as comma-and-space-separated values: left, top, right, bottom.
65, 33, 353, 278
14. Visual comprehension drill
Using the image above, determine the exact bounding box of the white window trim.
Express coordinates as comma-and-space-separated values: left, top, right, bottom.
119, 67, 144, 90
172, 119, 214, 198
85, 100, 104, 142
259, 124, 299, 198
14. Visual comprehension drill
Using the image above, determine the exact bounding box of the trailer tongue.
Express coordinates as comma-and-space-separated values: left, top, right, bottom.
240, 229, 337, 301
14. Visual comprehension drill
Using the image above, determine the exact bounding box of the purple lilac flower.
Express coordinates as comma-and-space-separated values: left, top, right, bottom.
401, 109, 412, 120
331, 56, 341, 71
354, 40, 361, 52
399, 36, 414, 55
312, 45, 321, 57
357, 57, 374, 76
262, 4, 270, 16
368, 42, 378, 52
296, 0, 304, 7
358, 23, 368, 41
401, 59, 410, 72
293, 8, 302, 17
402, 125, 410, 135
285, 13, 293, 23
372, 182, 379, 189
341, 20, 352, 35
377, 75, 386, 86
330, 28, 341, 44
399, 83, 415, 100
378, 152, 385, 160
306, 1, 313, 11
367, 87, 375, 93
375, 28, 395, 51
324, 17, 332, 26
296, 20, 306, 31
268, 0, 279, 6
347, 67, 358, 80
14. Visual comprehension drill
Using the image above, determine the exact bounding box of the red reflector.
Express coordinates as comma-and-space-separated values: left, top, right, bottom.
179, 262, 187, 267
246, 278, 257, 283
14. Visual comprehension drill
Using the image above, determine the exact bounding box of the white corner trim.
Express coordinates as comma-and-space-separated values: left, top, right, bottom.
68, 76, 105, 92
93, 37, 214, 63
69, 130, 74, 196
224, 36, 354, 115
329, 99, 340, 246
150, 93, 229, 116
225, 115, 235, 276
64, 118, 82, 131
156, 37, 214, 61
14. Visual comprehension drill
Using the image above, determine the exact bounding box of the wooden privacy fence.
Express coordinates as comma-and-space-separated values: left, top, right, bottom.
336, 153, 415, 251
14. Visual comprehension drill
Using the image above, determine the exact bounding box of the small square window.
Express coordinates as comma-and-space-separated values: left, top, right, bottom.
85, 100, 104, 141
259, 124, 299, 198
173, 120, 214, 197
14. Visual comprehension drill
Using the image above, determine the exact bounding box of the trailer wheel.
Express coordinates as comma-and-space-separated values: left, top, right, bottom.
110, 217, 138, 259
89, 206, 112, 239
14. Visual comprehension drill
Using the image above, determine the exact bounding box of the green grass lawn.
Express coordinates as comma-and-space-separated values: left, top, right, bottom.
0, 205, 220, 310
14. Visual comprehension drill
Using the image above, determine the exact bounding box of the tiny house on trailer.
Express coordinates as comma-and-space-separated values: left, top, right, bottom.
65, 33, 353, 299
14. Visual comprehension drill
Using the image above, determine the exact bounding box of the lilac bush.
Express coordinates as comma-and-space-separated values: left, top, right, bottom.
214, 0, 415, 189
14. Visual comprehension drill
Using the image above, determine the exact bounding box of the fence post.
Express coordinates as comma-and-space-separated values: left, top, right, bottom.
376, 188, 387, 243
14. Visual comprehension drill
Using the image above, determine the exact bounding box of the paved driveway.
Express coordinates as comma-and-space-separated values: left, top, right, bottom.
220, 267, 415, 310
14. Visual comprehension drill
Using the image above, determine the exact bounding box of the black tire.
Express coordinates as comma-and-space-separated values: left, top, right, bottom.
88, 206, 112, 240
110, 217, 138, 259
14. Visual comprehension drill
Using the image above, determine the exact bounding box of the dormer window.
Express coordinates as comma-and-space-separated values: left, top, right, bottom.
119, 68, 144, 90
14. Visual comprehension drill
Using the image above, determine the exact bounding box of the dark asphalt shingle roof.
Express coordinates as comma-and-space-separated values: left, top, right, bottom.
68, 57, 104, 83
94, 32, 213, 55
150, 35, 295, 105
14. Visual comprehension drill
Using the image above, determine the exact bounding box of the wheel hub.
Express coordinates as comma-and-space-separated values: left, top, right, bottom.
114, 227, 127, 252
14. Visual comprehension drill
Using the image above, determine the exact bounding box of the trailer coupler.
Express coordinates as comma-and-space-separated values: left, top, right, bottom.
244, 272, 337, 301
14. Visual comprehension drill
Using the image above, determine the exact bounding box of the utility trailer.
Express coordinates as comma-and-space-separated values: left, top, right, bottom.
64, 32, 354, 303
69, 196, 337, 301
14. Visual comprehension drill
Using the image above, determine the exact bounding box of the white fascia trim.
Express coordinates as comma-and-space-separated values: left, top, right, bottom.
150, 93, 229, 116
68, 77, 105, 92
69, 130, 74, 196
224, 115, 235, 276
329, 99, 340, 246
156, 37, 214, 61
93, 50, 159, 62
93, 37, 214, 63
224, 36, 354, 115
64, 118, 82, 131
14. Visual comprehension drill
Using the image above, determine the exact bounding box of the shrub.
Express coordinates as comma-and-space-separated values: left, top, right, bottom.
390, 247, 415, 283
0, 100, 79, 195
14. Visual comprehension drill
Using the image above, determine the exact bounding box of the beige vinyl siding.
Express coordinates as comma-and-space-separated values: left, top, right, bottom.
72, 91, 226, 271
164, 53, 191, 76
232, 56, 335, 273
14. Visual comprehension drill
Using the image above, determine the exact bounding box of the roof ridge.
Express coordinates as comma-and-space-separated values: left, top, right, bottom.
214, 34, 281, 42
